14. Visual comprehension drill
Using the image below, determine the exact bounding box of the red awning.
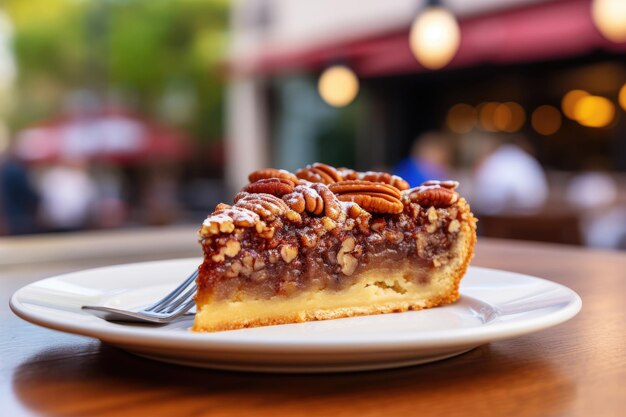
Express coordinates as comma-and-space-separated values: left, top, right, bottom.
231, 0, 626, 78
14, 109, 192, 165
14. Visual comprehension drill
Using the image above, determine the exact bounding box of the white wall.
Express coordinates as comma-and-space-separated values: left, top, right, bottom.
230, 0, 547, 59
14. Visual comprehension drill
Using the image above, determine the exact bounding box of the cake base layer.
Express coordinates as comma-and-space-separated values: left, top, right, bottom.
192, 222, 475, 332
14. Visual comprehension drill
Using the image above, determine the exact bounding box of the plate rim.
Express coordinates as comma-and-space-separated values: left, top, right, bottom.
9, 259, 582, 353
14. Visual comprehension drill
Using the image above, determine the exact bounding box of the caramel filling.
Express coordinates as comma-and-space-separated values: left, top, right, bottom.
198, 202, 465, 302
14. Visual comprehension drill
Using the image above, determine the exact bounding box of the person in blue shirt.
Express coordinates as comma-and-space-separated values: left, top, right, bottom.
0, 152, 40, 235
394, 131, 451, 187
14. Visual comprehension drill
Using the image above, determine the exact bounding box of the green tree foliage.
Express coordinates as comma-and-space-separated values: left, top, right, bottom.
6, 0, 229, 141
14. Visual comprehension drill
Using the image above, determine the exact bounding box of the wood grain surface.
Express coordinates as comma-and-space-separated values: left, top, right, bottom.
1, 227, 625, 417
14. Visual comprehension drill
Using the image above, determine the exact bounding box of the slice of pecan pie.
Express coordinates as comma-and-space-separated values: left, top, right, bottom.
193, 163, 476, 332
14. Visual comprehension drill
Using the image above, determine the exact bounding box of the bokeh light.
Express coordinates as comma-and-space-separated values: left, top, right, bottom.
592, 0, 626, 43
574, 95, 615, 128
494, 102, 526, 132
531, 105, 562, 135
619, 83, 626, 111
477, 102, 499, 132
446, 103, 476, 134
318, 65, 360, 107
562, 90, 590, 120
409, 6, 461, 70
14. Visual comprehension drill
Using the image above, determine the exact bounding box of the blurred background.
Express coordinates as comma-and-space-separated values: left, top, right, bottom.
1, 0, 625, 250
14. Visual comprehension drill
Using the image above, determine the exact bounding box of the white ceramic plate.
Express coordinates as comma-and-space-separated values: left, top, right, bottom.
10, 259, 581, 373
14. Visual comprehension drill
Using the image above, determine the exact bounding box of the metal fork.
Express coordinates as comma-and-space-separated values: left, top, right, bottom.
81, 270, 198, 324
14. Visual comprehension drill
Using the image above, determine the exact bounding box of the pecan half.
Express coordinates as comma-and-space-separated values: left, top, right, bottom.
358, 171, 410, 191
296, 163, 342, 184
282, 183, 341, 219
248, 168, 298, 185
421, 180, 459, 191
337, 167, 359, 180
243, 178, 295, 197
310, 183, 342, 220
282, 191, 306, 213
329, 180, 404, 214
406, 185, 459, 208
235, 193, 290, 222
329, 180, 402, 198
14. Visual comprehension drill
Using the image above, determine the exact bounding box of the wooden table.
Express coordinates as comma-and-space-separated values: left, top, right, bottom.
1, 227, 625, 417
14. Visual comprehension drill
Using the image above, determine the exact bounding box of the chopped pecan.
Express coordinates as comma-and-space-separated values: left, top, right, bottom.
248, 168, 298, 185
448, 219, 461, 233
329, 180, 404, 214
200, 199, 269, 237
280, 244, 298, 263
371, 218, 386, 232
200, 213, 235, 237
343, 202, 363, 219
215, 203, 231, 211
243, 178, 295, 197
211, 238, 241, 262
322, 216, 337, 231
214, 206, 259, 228
337, 237, 358, 275
406, 185, 459, 208
296, 163, 342, 184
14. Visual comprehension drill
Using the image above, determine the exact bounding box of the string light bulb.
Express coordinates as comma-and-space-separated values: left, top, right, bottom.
574, 95, 615, 128
494, 102, 526, 132
446, 103, 476, 134
409, 5, 461, 70
562, 90, 590, 120
592, 0, 626, 43
317, 65, 360, 107
531, 105, 562, 136
619, 83, 626, 111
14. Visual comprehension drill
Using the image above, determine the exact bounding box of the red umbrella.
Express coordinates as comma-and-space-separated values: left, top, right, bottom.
15, 108, 192, 164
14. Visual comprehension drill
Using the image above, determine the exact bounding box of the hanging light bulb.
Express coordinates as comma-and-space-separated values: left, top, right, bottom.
409, 3, 461, 70
592, 0, 626, 43
318, 65, 359, 107
532, 105, 562, 136
573, 95, 615, 128
619, 83, 626, 111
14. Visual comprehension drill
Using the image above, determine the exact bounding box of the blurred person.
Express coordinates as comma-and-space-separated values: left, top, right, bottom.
0, 149, 40, 235
472, 136, 548, 214
92, 165, 128, 229
140, 168, 181, 226
566, 164, 625, 249
394, 131, 452, 187
582, 205, 626, 249
566, 167, 617, 211
37, 158, 97, 232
